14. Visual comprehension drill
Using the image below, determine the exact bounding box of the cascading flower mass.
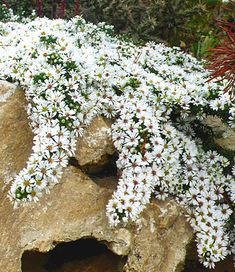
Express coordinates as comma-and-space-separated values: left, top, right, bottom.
0, 15, 234, 269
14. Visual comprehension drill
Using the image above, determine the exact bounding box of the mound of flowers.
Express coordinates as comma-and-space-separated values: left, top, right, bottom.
0, 15, 234, 268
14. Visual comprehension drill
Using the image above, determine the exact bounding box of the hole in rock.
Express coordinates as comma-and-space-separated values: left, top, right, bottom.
69, 154, 119, 190
69, 154, 118, 178
88, 154, 119, 190
87, 154, 118, 178
22, 238, 126, 272
183, 241, 234, 272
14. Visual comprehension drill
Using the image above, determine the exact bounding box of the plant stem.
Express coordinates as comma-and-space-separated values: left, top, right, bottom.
52, 0, 57, 19
36, 0, 43, 17
75, 0, 80, 15
2, 0, 10, 9
60, 0, 66, 18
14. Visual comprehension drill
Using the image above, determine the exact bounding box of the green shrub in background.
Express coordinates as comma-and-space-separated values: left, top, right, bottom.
79, 0, 233, 53
80, 0, 167, 44
6, 0, 35, 17
79, 0, 210, 46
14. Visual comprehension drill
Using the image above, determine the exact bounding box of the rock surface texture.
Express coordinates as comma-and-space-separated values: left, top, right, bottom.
203, 115, 235, 151
75, 116, 115, 172
0, 81, 33, 200
0, 81, 193, 272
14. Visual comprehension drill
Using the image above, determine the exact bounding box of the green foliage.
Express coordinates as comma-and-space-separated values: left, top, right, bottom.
7, 0, 35, 17
79, 0, 234, 55
189, 0, 235, 59
1, 0, 77, 18
0, 3, 10, 22
153, 0, 207, 45
79, 0, 208, 46
2, 1, 208, 46
80, 0, 166, 43
191, 32, 219, 60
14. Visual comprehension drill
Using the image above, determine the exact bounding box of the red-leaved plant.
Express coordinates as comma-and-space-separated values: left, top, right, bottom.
207, 20, 235, 96
207, 2, 235, 97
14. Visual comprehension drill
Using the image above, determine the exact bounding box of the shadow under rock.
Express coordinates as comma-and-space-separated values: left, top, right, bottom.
22, 238, 126, 272
69, 154, 119, 191
183, 241, 234, 272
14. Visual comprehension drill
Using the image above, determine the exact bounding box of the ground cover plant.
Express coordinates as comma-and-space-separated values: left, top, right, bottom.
0, 8, 234, 269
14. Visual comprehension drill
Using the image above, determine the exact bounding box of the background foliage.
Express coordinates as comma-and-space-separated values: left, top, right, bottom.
1, 0, 235, 58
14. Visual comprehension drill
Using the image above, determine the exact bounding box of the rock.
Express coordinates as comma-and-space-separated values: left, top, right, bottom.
75, 116, 115, 172
0, 80, 33, 199
0, 80, 193, 272
124, 200, 193, 272
22, 239, 127, 272
0, 169, 193, 272
92, 176, 118, 190
0, 81, 115, 182
110, 228, 133, 256
203, 115, 235, 151
0, 165, 128, 272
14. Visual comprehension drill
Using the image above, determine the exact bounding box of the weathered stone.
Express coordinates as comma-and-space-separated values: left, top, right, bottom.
110, 228, 133, 256
0, 80, 193, 272
75, 116, 115, 171
0, 81, 33, 199
203, 115, 235, 151
0, 168, 193, 272
0, 81, 115, 179
124, 200, 193, 272
92, 176, 118, 190
0, 165, 127, 272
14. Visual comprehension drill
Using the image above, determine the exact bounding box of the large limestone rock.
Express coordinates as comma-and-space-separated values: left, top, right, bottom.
0, 169, 193, 272
0, 80, 193, 272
